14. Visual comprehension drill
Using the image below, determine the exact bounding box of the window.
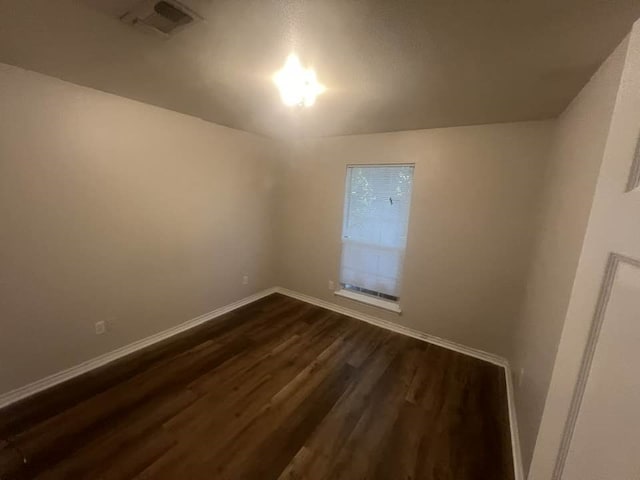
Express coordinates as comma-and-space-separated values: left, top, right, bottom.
337, 164, 414, 312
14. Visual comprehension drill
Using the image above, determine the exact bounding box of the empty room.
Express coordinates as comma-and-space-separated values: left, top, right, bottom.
1, 1, 640, 479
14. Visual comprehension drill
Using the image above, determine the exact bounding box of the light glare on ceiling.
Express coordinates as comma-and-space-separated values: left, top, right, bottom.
273, 54, 325, 107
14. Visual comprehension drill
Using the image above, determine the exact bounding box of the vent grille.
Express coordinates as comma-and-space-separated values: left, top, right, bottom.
148, 1, 192, 33
121, 0, 202, 38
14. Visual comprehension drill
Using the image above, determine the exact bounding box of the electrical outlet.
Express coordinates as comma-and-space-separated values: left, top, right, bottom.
95, 321, 106, 335
242, 275, 249, 285
328, 280, 335, 291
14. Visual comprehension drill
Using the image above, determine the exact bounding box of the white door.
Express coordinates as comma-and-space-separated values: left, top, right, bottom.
542, 25, 640, 480
562, 256, 640, 479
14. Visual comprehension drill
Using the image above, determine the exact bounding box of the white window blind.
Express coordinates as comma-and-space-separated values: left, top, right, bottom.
340, 165, 414, 300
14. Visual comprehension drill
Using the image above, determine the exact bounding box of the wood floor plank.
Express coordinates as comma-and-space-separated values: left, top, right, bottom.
159, 327, 363, 478
9, 337, 251, 477
214, 363, 356, 480
0, 293, 514, 480
323, 341, 419, 480
34, 389, 196, 480
163, 312, 350, 436
277, 333, 406, 480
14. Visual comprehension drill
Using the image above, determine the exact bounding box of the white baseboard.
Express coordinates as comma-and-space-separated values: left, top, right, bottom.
504, 364, 525, 480
276, 287, 505, 365
0, 284, 523, 480
0, 287, 277, 409
275, 286, 524, 480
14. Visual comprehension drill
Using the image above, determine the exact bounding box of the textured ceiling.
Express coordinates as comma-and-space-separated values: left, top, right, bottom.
0, 0, 639, 137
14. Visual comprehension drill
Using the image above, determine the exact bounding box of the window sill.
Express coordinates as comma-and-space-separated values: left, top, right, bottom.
334, 289, 402, 314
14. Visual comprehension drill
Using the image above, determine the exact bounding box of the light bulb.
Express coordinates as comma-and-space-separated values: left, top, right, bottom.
273, 53, 325, 107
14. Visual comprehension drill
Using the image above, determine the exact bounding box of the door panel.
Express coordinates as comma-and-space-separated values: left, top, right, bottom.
563, 257, 640, 480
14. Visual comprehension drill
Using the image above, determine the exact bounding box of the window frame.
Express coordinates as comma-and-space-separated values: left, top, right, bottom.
335, 163, 415, 314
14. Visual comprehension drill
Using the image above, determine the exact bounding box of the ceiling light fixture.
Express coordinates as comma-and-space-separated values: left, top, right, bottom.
273, 53, 325, 107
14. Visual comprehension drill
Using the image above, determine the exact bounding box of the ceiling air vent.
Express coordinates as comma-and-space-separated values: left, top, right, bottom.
121, 0, 202, 38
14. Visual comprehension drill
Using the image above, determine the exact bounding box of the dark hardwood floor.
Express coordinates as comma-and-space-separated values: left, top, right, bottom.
0, 293, 514, 480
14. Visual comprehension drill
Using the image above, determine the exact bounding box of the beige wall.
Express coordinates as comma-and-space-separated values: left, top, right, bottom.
510, 37, 628, 473
0, 64, 279, 396
276, 121, 553, 357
